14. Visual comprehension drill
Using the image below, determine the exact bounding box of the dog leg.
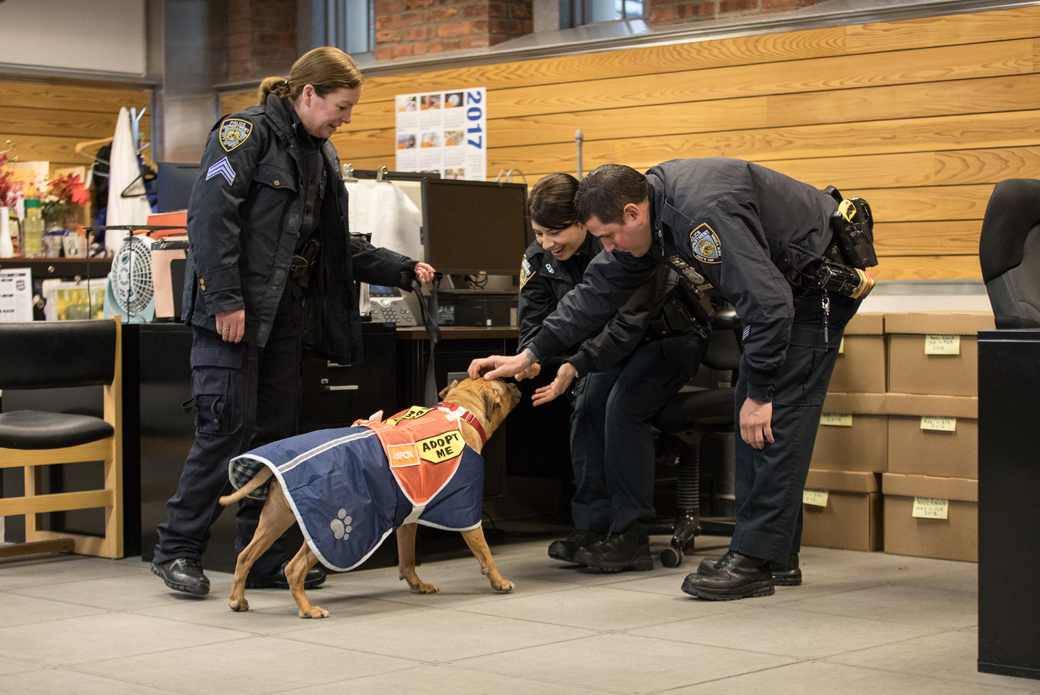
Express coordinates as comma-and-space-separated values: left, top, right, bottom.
461, 526, 514, 592
228, 483, 297, 613
285, 542, 328, 619
396, 523, 439, 594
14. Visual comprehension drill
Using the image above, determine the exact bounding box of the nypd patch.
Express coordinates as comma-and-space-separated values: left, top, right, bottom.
205, 156, 236, 185
690, 223, 722, 264
219, 118, 253, 152
520, 257, 535, 289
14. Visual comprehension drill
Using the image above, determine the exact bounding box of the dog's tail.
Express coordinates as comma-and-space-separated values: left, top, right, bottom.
218, 467, 274, 506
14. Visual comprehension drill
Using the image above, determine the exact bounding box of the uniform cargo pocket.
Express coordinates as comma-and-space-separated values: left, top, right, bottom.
190, 346, 245, 436
772, 324, 829, 408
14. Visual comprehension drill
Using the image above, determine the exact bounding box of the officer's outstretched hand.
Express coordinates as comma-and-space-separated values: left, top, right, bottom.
532, 362, 576, 406
739, 398, 774, 449
413, 262, 436, 284
468, 352, 534, 381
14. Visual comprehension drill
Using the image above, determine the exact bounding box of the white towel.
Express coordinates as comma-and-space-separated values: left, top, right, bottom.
345, 181, 422, 260
105, 107, 153, 253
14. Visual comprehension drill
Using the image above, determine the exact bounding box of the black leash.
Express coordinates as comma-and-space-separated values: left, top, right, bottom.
409, 273, 443, 407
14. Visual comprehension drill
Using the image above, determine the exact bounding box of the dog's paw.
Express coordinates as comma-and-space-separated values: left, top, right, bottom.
300, 606, 330, 619
229, 598, 249, 612
490, 576, 515, 593
410, 581, 440, 594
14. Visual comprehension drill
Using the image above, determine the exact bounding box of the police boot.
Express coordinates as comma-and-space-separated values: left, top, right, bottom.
698, 552, 801, 586
573, 522, 654, 572
151, 558, 210, 596
246, 561, 327, 590
681, 550, 774, 601
548, 529, 607, 564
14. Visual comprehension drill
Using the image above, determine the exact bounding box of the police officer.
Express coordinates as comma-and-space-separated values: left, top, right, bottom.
151, 47, 435, 595
471, 159, 866, 599
518, 174, 708, 572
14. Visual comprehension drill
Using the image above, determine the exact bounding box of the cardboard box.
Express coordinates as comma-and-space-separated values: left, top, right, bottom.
802, 469, 882, 552
886, 312, 994, 397
811, 393, 888, 472
883, 473, 977, 562
829, 313, 885, 393
886, 393, 978, 479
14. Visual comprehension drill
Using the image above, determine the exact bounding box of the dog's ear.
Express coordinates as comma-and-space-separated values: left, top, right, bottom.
482, 389, 497, 423
439, 379, 459, 400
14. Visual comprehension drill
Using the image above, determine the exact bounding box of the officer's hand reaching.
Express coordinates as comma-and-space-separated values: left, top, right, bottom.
740, 398, 774, 449
468, 349, 537, 381
515, 363, 541, 381
413, 262, 436, 284
532, 362, 576, 406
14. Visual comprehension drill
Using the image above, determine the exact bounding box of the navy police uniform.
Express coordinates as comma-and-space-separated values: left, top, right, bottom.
528, 158, 862, 563
519, 234, 708, 535
154, 94, 420, 574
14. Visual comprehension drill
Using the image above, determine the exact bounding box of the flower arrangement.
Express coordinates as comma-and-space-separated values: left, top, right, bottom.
41, 173, 90, 225
0, 147, 20, 208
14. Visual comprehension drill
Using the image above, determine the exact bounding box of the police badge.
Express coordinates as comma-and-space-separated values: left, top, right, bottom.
219, 118, 253, 152
690, 223, 722, 264
519, 257, 535, 289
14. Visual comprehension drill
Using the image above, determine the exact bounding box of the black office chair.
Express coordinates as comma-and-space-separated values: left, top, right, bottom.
979, 178, 1040, 328
652, 309, 743, 567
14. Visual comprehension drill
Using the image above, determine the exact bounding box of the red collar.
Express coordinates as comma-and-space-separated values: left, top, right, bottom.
436, 402, 487, 446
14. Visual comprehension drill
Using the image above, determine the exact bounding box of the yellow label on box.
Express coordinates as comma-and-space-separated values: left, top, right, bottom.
925, 334, 960, 355
912, 497, 949, 519
820, 413, 853, 427
803, 490, 829, 507
920, 416, 957, 432
838, 337, 845, 354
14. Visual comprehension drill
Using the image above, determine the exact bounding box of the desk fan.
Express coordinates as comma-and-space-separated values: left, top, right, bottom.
104, 233, 155, 322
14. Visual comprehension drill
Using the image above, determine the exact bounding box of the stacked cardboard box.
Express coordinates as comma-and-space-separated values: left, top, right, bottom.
880, 312, 991, 563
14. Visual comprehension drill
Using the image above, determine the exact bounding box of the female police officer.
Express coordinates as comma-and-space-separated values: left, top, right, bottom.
519, 174, 707, 572
151, 47, 435, 595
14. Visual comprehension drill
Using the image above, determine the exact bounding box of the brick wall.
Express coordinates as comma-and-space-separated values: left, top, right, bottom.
374, 0, 534, 61
647, 0, 829, 27
227, 0, 299, 81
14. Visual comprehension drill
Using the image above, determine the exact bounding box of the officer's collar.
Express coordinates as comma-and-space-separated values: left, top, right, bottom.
287, 102, 328, 149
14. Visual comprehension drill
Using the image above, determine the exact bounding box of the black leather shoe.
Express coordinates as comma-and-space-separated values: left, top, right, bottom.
682, 550, 774, 600
151, 557, 210, 596
573, 522, 654, 572
548, 529, 607, 563
699, 552, 801, 585
246, 561, 326, 590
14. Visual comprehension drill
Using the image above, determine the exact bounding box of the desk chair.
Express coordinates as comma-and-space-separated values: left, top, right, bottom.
653, 310, 742, 567
979, 178, 1040, 328
0, 318, 124, 559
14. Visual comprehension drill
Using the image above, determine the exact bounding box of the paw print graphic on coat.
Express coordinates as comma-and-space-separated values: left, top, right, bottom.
330, 509, 353, 540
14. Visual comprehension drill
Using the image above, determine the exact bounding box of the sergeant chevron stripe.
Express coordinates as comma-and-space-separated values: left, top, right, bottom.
205, 156, 236, 185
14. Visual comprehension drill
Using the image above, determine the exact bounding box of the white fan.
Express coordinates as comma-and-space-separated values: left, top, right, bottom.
104, 234, 155, 322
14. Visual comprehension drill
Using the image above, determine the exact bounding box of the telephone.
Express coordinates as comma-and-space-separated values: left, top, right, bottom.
368, 284, 420, 326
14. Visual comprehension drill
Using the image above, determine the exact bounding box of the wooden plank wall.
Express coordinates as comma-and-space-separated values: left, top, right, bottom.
0, 81, 151, 174
222, 5, 1040, 280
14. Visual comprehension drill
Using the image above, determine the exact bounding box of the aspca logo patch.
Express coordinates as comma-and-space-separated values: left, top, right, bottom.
219, 118, 253, 152
387, 406, 432, 427
388, 443, 420, 468
690, 224, 722, 264
417, 430, 465, 464
520, 257, 535, 289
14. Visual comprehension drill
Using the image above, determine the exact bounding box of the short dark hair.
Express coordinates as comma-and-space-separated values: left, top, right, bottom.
526, 173, 580, 231
574, 164, 649, 225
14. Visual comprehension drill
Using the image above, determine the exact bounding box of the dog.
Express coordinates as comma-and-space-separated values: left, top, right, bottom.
218, 377, 521, 618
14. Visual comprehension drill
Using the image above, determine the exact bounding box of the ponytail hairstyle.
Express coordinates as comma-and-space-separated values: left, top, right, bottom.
257, 46, 364, 106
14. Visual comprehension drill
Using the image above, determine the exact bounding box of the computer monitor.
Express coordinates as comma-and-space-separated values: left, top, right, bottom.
421, 179, 530, 276
156, 162, 200, 212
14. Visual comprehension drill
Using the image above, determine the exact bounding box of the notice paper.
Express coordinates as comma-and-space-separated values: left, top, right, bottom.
0, 268, 32, 322
395, 87, 487, 181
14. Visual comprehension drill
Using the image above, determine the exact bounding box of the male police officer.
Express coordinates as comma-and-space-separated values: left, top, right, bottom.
470, 159, 870, 600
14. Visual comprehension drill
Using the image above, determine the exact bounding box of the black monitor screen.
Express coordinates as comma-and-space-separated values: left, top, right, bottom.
157, 162, 200, 212
422, 179, 530, 275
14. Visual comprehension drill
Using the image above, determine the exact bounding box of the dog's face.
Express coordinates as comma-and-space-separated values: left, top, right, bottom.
440, 378, 521, 440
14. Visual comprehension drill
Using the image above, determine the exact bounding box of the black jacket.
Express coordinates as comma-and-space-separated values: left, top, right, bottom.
518, 233, 677, 378
182, 95, 417, 363
529, 158, 838, 401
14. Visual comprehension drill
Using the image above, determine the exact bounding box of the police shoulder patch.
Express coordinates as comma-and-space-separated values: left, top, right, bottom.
219, 118, 253, 152
520, 257, 536, 289
690, 223, 722, 264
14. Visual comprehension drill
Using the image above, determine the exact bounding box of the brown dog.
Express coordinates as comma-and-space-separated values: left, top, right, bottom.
218, 377, 521, 618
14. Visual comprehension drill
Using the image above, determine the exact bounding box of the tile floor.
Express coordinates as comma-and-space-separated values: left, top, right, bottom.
0, 534, 1037, 695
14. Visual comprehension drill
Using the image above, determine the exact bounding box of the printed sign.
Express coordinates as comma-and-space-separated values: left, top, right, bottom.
387, 443, 420, 468
387, 406, 432, 427
417, 429, 466, 464
925, 334, 960, 355
920, 416, 957, 432
820, 413, 853, 427
803, 490, 829, 507
395, 88, 486, 181
912, 497, 949, 520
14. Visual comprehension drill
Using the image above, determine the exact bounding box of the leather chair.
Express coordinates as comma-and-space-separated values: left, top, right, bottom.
0, 318, 124, 559
653, 309, 742, 567
979, 178, 1040, 328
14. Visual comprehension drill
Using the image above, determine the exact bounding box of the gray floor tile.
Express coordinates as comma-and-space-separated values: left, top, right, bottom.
451, 632, 796, 694
270, 663, 613, 695
0, 667, 182, 695
0, 555, 136, 591
458, 584, 749, 631
798, 547, 976, 584
12, 571, 200, 613
0, 612, 248, 666
0, 590, 108, 627
75, 635, 419, 695
664, 660, 1040, 695
0, 654, 39, 677
780, 584, 978, 628
286, 606, 596, 661
322, 569, 576, 608
630, 606, 944, 659
903, 565, 978, 593
827, 627, 1040, 692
